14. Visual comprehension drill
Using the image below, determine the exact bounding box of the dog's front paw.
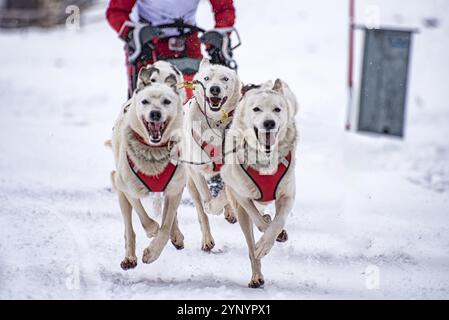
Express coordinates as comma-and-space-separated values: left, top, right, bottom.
255, 237, 274, 260
144, 222, 160, 239
248, 185, 261, 200
201, 236, 215, 252
248, 275, 265, 288
120, 256, 137, 270
262, 214, 272, 223
203, 198, 224, 215
142, 244, 162, 264
256, 214, 272, 232
224, 214, 237, 224
224, 206, 237, 224
276, 229, 288, 242
171, 231, 185, 250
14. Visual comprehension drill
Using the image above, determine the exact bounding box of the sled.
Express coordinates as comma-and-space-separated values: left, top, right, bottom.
126, 20, 241, 96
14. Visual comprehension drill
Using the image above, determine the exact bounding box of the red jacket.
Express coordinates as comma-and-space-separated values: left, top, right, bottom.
106, 0, 235, 40
107, 0, 235, 96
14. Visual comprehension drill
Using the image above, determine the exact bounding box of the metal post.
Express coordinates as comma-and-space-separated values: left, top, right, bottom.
345, 0, 355, 130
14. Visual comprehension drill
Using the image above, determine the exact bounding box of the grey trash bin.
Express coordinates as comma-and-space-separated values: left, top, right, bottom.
357, 28, 415, 137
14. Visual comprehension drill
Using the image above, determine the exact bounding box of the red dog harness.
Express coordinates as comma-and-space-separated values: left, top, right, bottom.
127, 154, 178, 192
126, 131, 178, 192
241, 152, 292, 202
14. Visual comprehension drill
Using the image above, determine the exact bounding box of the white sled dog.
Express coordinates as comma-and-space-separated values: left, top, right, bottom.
221, 79, 298, 287
182, 58, 241, 251
134, 61, 185, 216
110, 64, 186, 270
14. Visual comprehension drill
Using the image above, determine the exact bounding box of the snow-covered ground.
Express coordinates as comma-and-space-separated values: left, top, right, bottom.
0, 0, 448, 299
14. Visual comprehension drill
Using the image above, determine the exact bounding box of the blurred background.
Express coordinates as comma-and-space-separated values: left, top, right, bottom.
0, 0, 448, 299
0, 0, 95, 28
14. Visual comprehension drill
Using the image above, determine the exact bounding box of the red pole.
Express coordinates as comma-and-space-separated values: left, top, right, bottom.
346, 0, 355, 130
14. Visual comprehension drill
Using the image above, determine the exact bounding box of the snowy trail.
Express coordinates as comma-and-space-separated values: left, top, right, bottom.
0, 0, 448, 299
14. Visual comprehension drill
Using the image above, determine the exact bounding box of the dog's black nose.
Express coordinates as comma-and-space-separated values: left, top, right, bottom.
149, 110, 162, 122
210, 86, 221, 96
263, 120, 276, 130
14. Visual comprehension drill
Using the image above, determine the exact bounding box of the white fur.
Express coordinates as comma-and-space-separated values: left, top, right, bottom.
134, 60, 185, 216
221, 79, 298, 288
181, 58, 242, 251
110, 78, 186, 269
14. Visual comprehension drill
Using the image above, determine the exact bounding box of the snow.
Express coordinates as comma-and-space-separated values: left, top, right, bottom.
1, 0, 448, 299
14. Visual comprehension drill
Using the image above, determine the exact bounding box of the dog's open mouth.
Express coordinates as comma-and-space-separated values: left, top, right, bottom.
143, 117, 169, 144
207, 96, 228, 111
254, 127, 278, 151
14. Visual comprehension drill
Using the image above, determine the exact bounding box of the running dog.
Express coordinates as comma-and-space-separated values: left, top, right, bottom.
134, 60, 185, 216
182, 58, 241, 251
110, 67, 186, 270
221, 79, 298, 287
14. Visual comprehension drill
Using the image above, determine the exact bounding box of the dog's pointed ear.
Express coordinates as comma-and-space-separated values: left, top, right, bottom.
138, 66, 159, 85
200, 58, 211, 69
272, 78, 284, 94
164, 74, 177, 88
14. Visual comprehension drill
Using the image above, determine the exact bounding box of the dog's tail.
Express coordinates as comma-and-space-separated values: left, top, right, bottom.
104, 139, 112, 148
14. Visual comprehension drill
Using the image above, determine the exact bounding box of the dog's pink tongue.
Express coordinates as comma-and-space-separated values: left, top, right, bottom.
210, 97, 221, 106
148, 122, 162, 139
259, 130, 276, 147
150, 122, 162, 130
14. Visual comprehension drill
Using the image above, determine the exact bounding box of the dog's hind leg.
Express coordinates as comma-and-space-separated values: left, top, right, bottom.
126, 196, 159, 239
117, 191, 137, 270
170, 214, 185, 250
142, 191, 182, 264
235, 204, 264, 288
188, 178, 215, 251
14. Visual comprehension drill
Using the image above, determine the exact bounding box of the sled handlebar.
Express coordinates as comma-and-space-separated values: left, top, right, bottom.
128, 21, 240, 71
154, 21, 206, 35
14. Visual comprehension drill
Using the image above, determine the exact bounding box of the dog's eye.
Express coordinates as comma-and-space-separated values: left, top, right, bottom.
253, 107, 261, 112
141, 99, 149, 105
204, 76, 210, 81
163, 99, 171, 105
222, 76, 229, 82
274, 107, 281, 113
150, 78, 157, 83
